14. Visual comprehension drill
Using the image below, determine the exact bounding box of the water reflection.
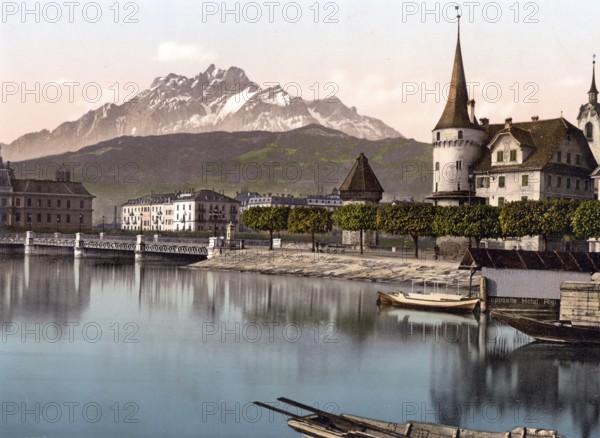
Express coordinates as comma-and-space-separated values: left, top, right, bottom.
0, 256, 597, 437
0, 255, 91, 321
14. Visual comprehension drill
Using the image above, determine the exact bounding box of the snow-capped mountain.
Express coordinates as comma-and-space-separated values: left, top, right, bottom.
2, 65, 403, 161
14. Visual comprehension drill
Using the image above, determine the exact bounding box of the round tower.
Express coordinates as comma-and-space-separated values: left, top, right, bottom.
430, 14, 485, 206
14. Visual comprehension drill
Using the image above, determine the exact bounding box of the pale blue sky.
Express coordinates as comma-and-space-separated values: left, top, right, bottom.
2, 0, 600, 143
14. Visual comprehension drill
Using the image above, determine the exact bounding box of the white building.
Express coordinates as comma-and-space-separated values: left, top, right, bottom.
122, 190, 239, 233
122, 193, 175, 232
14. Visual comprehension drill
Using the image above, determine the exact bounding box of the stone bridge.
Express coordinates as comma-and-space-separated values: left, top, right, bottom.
0, 232, 215, 261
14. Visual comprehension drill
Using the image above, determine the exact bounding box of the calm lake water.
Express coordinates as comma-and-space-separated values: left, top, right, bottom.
0, 255, 598, 438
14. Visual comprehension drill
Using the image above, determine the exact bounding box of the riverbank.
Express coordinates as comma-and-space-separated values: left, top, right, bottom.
189, 247, 478, 290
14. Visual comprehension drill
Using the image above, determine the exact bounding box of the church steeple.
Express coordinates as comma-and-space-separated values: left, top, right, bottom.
434, 11, 477, 130
589, 54, 598, 105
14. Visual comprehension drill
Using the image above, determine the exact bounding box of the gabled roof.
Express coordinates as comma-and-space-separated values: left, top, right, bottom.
434, 24, 478, 130
489, 126, 535, 150
459, 248, 600, 273
339, 153, 384, 195
474, 117, 598, 173
11, 179, 94, 197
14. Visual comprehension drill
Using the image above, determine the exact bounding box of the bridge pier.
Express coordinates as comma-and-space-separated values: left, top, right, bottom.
135, 234, 145, 262
24, 231, 35, 255
74, 232, 85, 259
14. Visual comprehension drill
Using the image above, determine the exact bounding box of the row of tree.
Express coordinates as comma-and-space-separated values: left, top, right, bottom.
241, 200, 600, 255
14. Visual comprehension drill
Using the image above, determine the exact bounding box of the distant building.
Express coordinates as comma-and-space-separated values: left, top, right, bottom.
307, 189, 343, 210
122, 192, 176, 232
0, 148, 94, 231
339, 153, 384, 247
122, 189, 239, 233
236, 190, 342, 213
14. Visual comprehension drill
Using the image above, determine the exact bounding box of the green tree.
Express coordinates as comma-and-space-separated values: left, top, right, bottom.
332, 204, 378, 254
241, 206, 290, 250
500, 200, 545, 241
288, 207, 333, 252
500, 200, 578, 251
433, 205, 501, 248
432, 206, 462, 238
460, 204, 502, 247
573, 200, 600, 239
539, 200, 579, 248
377, 203, 435, 257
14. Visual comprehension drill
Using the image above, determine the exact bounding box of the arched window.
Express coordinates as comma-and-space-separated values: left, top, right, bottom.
458, 130, 463, 139
436, 132, 441, 141
586, 122, 594, 140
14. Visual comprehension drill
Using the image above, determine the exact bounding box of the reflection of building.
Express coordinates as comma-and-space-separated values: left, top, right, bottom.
430, 18, 597, 209
122, 189, 239, 233
0, 148, 94, 231
0, 256, 91, 322
339, 153, 384, 246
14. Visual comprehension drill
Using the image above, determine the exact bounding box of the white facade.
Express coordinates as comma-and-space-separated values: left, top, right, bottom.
432, 127, 485, 198
475, 130, 595, 206
122, 190, 239, 233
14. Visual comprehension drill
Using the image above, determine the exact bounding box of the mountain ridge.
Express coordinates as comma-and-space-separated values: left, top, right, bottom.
2, 65, 403, 161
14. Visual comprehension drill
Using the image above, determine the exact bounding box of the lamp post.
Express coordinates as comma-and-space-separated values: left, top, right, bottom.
153, 211, 163, 232
101, 215, 105, 233
128, 212, 135, 232
139, 213, 143, 234
79, 214, 83, 233
180, 213, 187, 232
210, 208, 224, 237
27, 213, 32, 231
56, 216, 60, 233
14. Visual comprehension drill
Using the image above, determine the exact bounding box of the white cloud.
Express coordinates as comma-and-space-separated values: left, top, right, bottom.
554, 77, 583, 88
154, 41, 216, 63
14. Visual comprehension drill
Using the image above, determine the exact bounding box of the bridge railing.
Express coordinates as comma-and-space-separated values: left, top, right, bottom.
148, 236, 210, 245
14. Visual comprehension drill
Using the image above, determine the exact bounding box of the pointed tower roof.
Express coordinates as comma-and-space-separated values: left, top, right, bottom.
339, 153, 384, 203
434, 15, 478, 130
589, 55, 598, 95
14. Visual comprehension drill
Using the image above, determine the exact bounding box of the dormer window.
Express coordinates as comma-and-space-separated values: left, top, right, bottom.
566, 153, 571, 164
509, 150, 517, 162
458, 130, 463, 139
436, 132, 441, 141
497, 151, 504, 162
556, 151, 562, 162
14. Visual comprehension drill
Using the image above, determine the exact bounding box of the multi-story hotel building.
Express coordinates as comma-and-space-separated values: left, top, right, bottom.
121, 189, 240, 233
0, 150, 94, 231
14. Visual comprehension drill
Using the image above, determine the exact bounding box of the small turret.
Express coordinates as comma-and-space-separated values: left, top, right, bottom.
589, 54, 598, 105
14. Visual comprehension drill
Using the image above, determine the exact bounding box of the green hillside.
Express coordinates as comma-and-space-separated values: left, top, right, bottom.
14, 125, 432, 222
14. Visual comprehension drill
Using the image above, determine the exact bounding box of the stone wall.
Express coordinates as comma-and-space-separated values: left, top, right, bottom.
560, 281, 600, 327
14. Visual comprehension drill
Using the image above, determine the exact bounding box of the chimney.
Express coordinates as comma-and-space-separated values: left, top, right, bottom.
468, 99, 476, 124
505, 117, 513, 129
531, 115, 539, 121
479, 118, 489, 127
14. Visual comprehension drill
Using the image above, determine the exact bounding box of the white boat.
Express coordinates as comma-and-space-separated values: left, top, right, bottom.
377, 291, 479, 313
